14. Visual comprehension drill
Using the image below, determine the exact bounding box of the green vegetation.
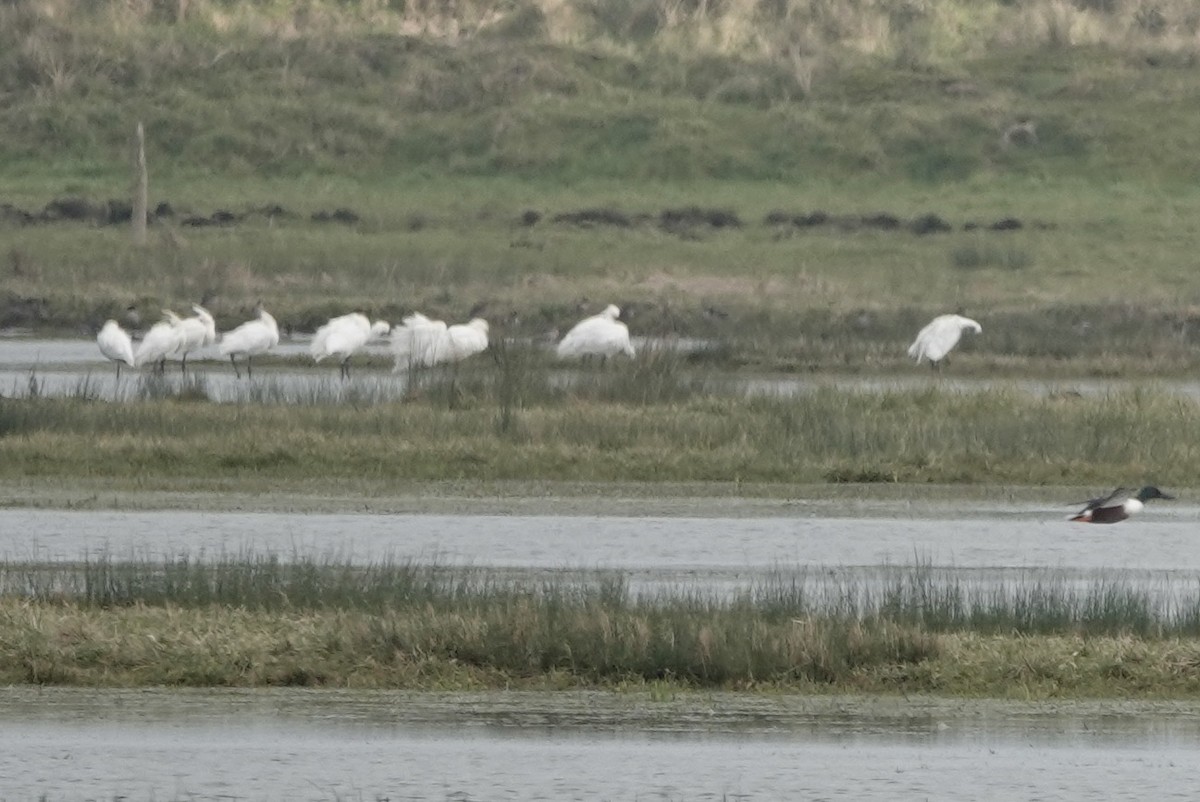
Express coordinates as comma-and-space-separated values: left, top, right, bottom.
2, 0, 1200, 373
4, 0, 1199, 184
3, 556, 1200, 696
0, 360, 1196, 487
5, 0, 1199, 698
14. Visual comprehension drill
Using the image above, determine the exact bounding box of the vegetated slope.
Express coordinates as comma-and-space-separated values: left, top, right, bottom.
2, 0, 1200, 185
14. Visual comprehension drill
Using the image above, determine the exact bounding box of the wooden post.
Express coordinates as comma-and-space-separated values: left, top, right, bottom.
132, 121, 148, 246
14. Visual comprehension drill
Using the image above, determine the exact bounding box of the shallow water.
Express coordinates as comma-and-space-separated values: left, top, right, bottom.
6, 506, 1200, 605
5, 504, 1200, 799
7, 334, 1200, 402
4, 687, 1200, 800
5, 507, 1195, 569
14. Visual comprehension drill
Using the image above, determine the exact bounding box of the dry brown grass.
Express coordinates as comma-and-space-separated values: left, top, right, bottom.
12, 0, 1200, 61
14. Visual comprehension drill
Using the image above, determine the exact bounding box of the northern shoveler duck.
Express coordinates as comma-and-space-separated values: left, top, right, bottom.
1070, 486, 1173, 524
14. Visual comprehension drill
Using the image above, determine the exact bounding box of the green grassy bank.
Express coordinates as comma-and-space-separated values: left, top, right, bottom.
10, 177, 1200, 377
1, 366, 1194, 488
4, 557, 1200, 697
3, 0, 1200, 374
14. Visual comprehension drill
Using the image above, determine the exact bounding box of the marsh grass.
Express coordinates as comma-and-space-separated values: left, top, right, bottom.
8, 556, 1199, 636
134, 372, 211, 402
393, 340, 713, 412
0, 383, 1197, 485
67, 373, 103, 401
4, 556, 1200, 692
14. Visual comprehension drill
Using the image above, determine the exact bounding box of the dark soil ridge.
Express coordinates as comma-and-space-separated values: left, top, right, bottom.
536, 207, 1049, 235
0, 198, 361, 228
2, 197, 1047, 236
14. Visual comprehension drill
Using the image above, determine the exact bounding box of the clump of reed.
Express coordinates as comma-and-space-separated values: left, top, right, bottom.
4, 556, 1200, 691
134, 372, 211, 402
0, 555, 937, 687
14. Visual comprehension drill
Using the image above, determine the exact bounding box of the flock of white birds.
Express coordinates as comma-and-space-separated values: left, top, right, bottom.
96, 301, 642, 379
97, 303, 981, 379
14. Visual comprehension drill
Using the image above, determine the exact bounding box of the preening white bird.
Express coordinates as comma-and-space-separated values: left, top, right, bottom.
391, 312, 448, 369
96, 319, 135, 379
219, 304, 280, 379
441, 318, 489, 363
907, 314, 982, 368
556, 304, 635, 360
174, 304, 217, 374
135, 311, 186, 374
391, 313, 489, 369
310, 312, 390, 379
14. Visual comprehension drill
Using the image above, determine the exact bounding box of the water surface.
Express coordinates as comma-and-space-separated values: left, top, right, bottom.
4, 687, 1200, 801
7, 334, 1200, 402
6, 507, 1195, 570
6, 506, 1200, 604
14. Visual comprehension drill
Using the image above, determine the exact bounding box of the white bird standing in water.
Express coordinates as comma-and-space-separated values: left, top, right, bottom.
907, 314, 982, 369
440, 318, 489, 363
392, 313, 489, 369
174, 304, 217, 375
556, 304, 635, 360
135, 311, 186, 374
219, 303, 279, 379
311, 312, 390, 379
392, 312, 447, 369
96, 319, 135, 378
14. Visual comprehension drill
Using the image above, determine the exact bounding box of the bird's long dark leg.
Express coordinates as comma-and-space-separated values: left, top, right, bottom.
181, 351, 189, 376
340, 358, 350, 380
230, 355, 241, 379
115, 363, 121, 381
247, 357, 253, 380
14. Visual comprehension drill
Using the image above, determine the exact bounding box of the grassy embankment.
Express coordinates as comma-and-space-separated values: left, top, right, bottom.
2, 353, 1197, 488
3, 0, 1200, 373
3, 556, 1200, 697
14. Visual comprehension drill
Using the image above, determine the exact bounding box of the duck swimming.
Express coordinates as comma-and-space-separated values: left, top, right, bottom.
1070, 486, 1173, 524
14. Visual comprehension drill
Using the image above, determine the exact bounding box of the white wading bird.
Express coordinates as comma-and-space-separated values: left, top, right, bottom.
391, 313, 489, 369
311, 312, 391, 379
391, 312, 447, 369
174, 304, 217, 375
556, 304, 635, 361
96, 319, 135, 379
907, 313, 982, 369
135, 311, 186, 375
441, 317, 489, 363
219, 304, 279, 379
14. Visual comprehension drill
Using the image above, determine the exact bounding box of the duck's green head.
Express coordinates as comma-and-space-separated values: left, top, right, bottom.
1136, 486, 1174, 502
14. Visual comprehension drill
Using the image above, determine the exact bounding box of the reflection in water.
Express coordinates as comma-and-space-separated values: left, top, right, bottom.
6, 335, 1200, 403
8, 364, 1200, 405
3, 687, 1200, 800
